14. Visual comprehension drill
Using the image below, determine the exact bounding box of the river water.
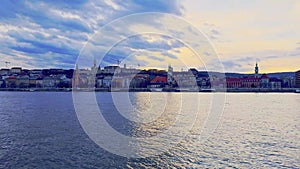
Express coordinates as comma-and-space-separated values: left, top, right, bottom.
0, 92, 299, 168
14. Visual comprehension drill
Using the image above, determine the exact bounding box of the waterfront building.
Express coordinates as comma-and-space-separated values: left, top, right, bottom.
49, 69, 64, 75
30, 69, 42, 75
5, 76, 17, 88
96, 78, 104, 88
16, 75, 30, 88
21, 69, 30, 75
226, 78, 242, 88
167, 65, 174, 85
120, 67, 140, 74
29, 77, 37, 88
261, 74, 269, 88
72, 64, 80, 88
87, 59, 98, 88
0, 80, 4, 88
130, 75, 149, 88
173, 71, 197, 88
269, 78, 282, 89
148, 76, 167, 88
198, 78, 210, 89
10, 67, 22, 75
188, 68, 199, 76
102, 76, 113, 88
42, 77, 61, 88
36, 77, 44, 88
296, 70, 300, 88
103, 66, 120, 74
111, 76, 131, 89
0, 69, 10, 76
282, 77, 294, 88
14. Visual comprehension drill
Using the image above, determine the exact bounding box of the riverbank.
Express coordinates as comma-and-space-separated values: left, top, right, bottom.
0, 88, 299, 93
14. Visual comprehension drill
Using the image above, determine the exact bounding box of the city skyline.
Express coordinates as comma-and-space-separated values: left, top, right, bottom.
0, 1, 299, 73
0, 62, 298, 75
0, 62, 298, 90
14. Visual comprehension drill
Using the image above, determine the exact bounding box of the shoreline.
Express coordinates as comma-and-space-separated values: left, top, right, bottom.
0, 88, 299, 93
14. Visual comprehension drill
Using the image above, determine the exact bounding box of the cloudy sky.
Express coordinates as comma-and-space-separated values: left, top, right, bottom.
0, 0, 299, 73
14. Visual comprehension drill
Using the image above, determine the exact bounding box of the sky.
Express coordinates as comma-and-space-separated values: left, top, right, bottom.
0, 0, 299, 73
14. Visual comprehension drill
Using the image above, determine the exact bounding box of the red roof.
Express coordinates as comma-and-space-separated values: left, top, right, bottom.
226, 78, 241, 82
7, 76, 16, 79
226, 77, 261, 82
244, 77, 260, 80
261, 73, 268, 78
150, 76, 167, 83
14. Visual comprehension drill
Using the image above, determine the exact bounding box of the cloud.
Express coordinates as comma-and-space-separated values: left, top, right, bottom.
95, 34, 183, 67
0, 0, 183, 69
148, 55, 165, 62
7, 30, 79, 56
129, 0, 183, 15
211, 29, 220, 35
161, 51, 178, 59
222, 61, 242, 68
265, 55, 279, 59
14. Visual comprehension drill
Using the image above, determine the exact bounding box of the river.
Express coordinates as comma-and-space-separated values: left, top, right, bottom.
0, 92, 299, 168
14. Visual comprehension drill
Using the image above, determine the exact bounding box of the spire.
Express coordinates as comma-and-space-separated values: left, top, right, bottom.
76, 64, 79, 71
255, 62, 259, 78
93, 57, 97, 68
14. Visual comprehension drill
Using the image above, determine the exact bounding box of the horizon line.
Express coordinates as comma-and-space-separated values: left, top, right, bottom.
0, 66, 299, 74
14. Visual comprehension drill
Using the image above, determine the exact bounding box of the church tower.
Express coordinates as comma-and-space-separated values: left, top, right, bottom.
255, 62, 259, 78
73, 64, 80, 88
167, 64, 174, 85
92, 58, 97, 72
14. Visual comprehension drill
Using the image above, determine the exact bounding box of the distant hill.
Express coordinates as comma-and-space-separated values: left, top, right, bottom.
223, 72, 295, 78
266, 72, 295, 78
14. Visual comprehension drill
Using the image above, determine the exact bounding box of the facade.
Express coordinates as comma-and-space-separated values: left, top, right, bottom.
226, 78, 242, 88
173, 71, 197, 88
10, 67, 22, 74
261, 74, 269, 88
103, 66, 120, 74
296, 70, 300, 88
269, 78, 282, 89
111, 76, 130, 88
42, 77, 61, 88
0, 69, 10, 76
0, 80, 5, 88
16, 76, 30, 88
5, 76, 17, 88
226, 63, 284, 89
102, 76, 112, 88
130, 75, 148, 88
148, 76, 167, 88
281, 77, 295, 88
167, 65, 174, 85
227, 77, 260, 88
36, 78, 43, 88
